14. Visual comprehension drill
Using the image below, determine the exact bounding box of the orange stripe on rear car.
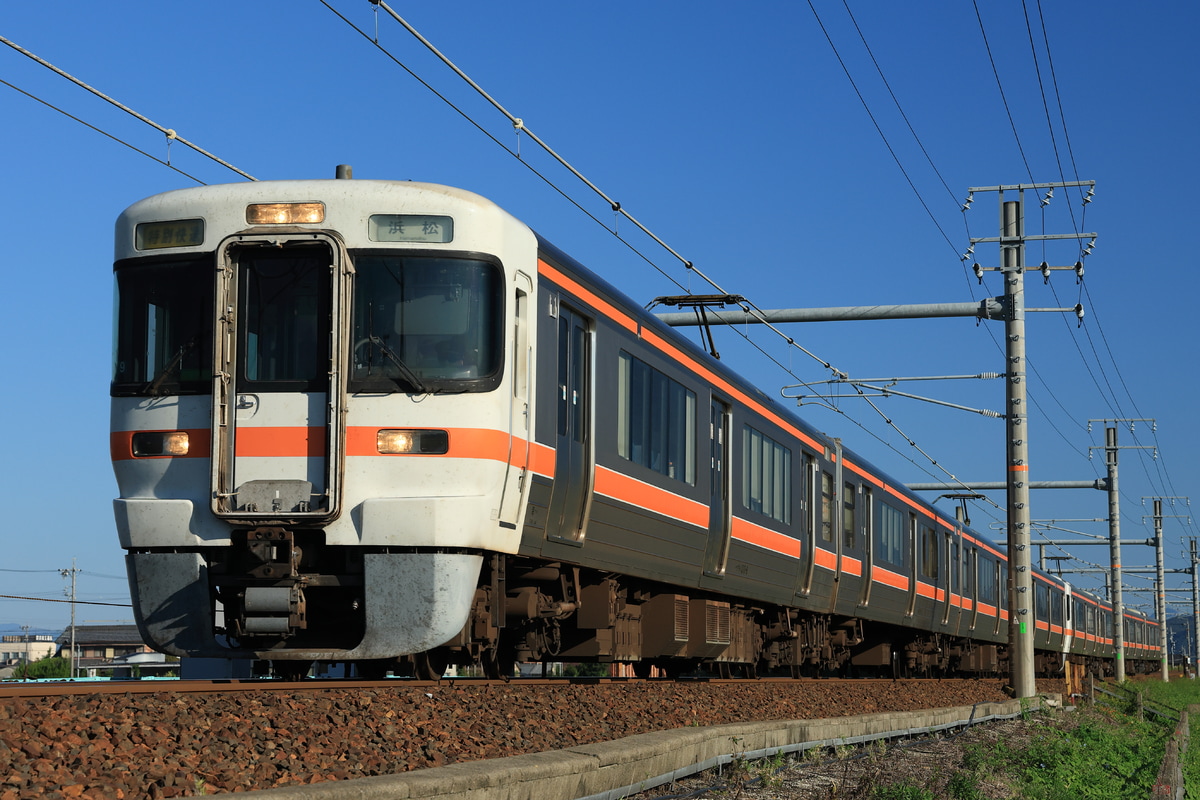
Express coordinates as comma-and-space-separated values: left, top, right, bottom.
731, 517, 802, 559
594, 465, 709, 529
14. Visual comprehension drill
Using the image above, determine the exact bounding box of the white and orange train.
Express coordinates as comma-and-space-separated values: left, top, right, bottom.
110, 172, 1160, 679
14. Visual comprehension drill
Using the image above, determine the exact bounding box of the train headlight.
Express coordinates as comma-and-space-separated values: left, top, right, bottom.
131, 431, 190, 457
245, 202, 325, 224
376, 429, 449, 455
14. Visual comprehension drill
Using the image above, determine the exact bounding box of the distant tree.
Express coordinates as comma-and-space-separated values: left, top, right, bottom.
561, 662, 611, 677
17, 656, 70, 679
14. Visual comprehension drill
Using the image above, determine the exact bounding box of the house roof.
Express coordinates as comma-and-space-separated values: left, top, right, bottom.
55, 624, 146, 648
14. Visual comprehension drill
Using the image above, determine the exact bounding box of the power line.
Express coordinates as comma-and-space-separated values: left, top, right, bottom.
0, 594, 131, 608
0, 35, 254, 182
805, 0, 961, 259
971, 0, 1035, 182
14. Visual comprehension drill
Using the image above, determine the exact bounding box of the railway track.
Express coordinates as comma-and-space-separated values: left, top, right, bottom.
0, 673, 949, 698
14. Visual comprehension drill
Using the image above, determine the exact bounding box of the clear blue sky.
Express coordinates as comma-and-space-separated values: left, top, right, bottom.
2, 2, 1196, 635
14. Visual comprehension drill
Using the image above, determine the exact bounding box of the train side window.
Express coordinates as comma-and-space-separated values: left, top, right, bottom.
920, 525, 939, 579
821, 472, 834, 542
741, 425, 791, 524
878, 502, 905, 568
617, 352, 696, 484
978, 556, 996, 605
842, 483, 856, 549
863, 487, 873, 555
1035, 583, 1048, 622
1051, 590, 1064, 627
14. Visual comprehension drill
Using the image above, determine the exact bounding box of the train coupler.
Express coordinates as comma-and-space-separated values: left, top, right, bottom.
228, 527, 309, 637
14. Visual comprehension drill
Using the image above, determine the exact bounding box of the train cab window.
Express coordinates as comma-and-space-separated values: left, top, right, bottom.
920, 525, 939, 579
878, 502, 905, 568
112, 255, 214, 396
843, 483, 857, 549
820, 472, 834, 542
350, 255, 503, 393
742, 426, 791, 524
617, 353, 696, 484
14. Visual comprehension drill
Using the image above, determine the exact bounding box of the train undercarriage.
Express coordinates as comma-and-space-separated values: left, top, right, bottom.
205, 537, 1132, 682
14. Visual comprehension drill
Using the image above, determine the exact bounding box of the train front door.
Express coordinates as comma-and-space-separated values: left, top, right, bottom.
211, 236, 347, 521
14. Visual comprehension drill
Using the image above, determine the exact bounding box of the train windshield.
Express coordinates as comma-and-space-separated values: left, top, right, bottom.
111, 256, 214, 396
350, 255, 503, 393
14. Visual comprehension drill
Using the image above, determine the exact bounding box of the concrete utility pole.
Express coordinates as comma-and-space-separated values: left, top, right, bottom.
60, 559, 79, 679
1144, 497, 1191, 681
998, 196, 1036, 699
1192, 539, 1200, 676
1102, 424, 1125, 682
1153, 500, 1168, 681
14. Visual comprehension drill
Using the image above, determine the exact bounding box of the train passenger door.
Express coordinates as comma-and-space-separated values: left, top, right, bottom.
858, 486, 874, 607
942, 533, 960, 630
211, 236, 347, 520
794, 453, 818, 597
703, 399, 732, 576
546, 303, 592, 542
905, 513, 919, 617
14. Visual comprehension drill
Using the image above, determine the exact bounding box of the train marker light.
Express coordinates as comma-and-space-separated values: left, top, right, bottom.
131, 431, 190, 457
246, 202, 325, 224
376, 429, 449, 455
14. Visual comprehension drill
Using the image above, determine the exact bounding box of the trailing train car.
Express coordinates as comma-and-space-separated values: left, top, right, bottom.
109, 172, 1158, 679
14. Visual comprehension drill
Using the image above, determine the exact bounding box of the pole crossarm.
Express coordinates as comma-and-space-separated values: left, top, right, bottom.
1036, 539, 1156, 547
654, 299, 1006, 327
784, 382, 1004, 418
1055, 568, 1189, 575
906, 480, 1108, 491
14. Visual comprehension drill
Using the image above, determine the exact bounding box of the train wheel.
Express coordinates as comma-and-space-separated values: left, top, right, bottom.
413, 648, 449, 681
632, 661, 653, 679
481, 647, 515, 681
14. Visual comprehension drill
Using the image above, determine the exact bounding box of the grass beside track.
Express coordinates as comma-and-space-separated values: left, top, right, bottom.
873, 677, 1198, 800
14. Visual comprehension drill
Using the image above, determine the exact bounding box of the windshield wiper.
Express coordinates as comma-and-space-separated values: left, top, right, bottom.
368, 334, 429, 394
144, 336, 198, 396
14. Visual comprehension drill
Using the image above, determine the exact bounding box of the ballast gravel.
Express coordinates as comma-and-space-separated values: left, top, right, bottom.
0, 678, 1057, 798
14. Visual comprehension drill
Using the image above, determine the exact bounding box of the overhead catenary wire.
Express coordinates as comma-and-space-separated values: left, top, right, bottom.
0, 76, 207, 185
0, 35, 254, 182
806, 0, 962, 261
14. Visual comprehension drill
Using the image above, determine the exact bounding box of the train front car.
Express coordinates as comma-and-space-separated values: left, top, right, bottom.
110, 177, 534, 669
